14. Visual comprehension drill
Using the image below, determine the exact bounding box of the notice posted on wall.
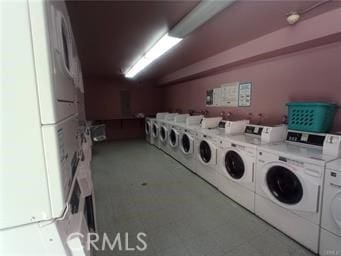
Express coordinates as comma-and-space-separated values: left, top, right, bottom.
220, 82, 239, 107
205, 81, 252, 107
238, 82, 252, 107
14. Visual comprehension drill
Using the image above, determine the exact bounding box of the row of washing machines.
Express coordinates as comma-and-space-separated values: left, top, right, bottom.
145, 113, 341, 255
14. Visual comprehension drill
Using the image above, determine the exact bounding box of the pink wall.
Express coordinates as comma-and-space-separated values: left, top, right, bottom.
162, 41, 341, 131
84, 78, 164, 140
84, 78, 164, 120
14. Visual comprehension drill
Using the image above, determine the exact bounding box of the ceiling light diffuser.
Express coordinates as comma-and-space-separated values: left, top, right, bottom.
125, 33, 182, 78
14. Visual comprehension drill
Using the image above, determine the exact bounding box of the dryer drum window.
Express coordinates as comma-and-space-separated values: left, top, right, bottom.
170, 130, 176, 145
182, 134, 190, 153
266, 166, 303, 205
200, 140, 211, 163
160, 127, 166, 140
225, 151, 245, 179
152, 124, 157, 136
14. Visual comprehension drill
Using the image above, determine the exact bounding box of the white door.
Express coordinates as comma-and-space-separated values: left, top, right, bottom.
259, 162, 320, 212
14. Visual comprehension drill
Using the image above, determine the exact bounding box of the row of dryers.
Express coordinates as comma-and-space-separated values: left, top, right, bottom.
145, 113, 341, 255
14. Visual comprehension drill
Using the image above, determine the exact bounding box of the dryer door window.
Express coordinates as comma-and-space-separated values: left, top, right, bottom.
200, 140, 211, 163
152, 124, 158, 137
170, 130, 177, 146
160, 127, 166, 141
266, 166, 303, 205
225, 151, 245, 179
182, 134, 190, 153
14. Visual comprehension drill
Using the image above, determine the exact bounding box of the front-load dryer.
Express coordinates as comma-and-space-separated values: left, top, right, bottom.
320, 158, 341, 256
216, 124, 287, 212
255, 131, 341, 253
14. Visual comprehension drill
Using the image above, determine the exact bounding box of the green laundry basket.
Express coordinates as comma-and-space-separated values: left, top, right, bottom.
287, 102, 337, 133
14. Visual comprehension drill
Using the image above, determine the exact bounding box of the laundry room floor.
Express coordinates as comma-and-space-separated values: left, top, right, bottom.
92, 140, 314, 256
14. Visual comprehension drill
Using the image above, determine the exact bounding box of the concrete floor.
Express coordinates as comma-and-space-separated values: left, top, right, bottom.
92, 140, 314, 256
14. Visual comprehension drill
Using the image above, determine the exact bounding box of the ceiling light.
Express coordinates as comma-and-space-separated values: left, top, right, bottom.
125, 33, 182, 78
170, 0, 235, 38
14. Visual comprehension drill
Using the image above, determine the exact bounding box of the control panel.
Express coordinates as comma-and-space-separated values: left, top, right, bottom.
245, 125, 263, 136
286, 131, 325, 146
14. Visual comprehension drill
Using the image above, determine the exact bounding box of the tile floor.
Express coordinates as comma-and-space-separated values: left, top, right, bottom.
92, 140, 315, 256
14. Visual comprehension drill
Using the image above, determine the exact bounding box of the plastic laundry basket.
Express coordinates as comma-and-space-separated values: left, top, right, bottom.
287, 102, 337, 133
90, 124, 106, 142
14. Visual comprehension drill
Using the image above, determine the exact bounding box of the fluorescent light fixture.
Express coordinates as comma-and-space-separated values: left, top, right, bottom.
125, 33, 182, 78
170, 0, 235, 38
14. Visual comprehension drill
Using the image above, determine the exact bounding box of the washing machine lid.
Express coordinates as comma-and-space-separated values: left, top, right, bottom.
259, 143, 336, 166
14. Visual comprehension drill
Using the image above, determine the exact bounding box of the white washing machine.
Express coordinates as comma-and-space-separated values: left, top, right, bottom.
168, 123, 183, 159
2, 0, 78, 125
145, 117, 153, 144
0, 162, 96, 255
165, 114, 191, 158
151, 118, 161, 146
216, 124, 287, 212
193, 118, 223, 187
195, 131, 220, 187
153, 113, 169, 149
255, 131, 341, 253
159, 120, 170, 153
177, 115, 204, 171
320, 158, 341, 256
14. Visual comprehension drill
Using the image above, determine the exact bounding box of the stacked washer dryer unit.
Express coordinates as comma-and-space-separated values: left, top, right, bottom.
145, 117, 153, 144
194, 117, 223, 187
255, 131, 341, 253
216, 123, 287, 212
1, 0, 95, 254
320, 156, 341, 256
151, 113, 168, 147
178, 115, 204, 171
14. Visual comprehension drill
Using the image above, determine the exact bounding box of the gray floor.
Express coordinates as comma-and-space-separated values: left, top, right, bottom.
92, 140, 314, 256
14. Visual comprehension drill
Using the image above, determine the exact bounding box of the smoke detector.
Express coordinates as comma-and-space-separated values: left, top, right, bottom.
287, 12, 300, 25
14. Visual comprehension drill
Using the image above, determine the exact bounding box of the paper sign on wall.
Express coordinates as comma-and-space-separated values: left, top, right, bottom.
220, 82, 239, 107
238, 82, 252, 107
206, 81, 252, 107
213, 87, 222, 106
